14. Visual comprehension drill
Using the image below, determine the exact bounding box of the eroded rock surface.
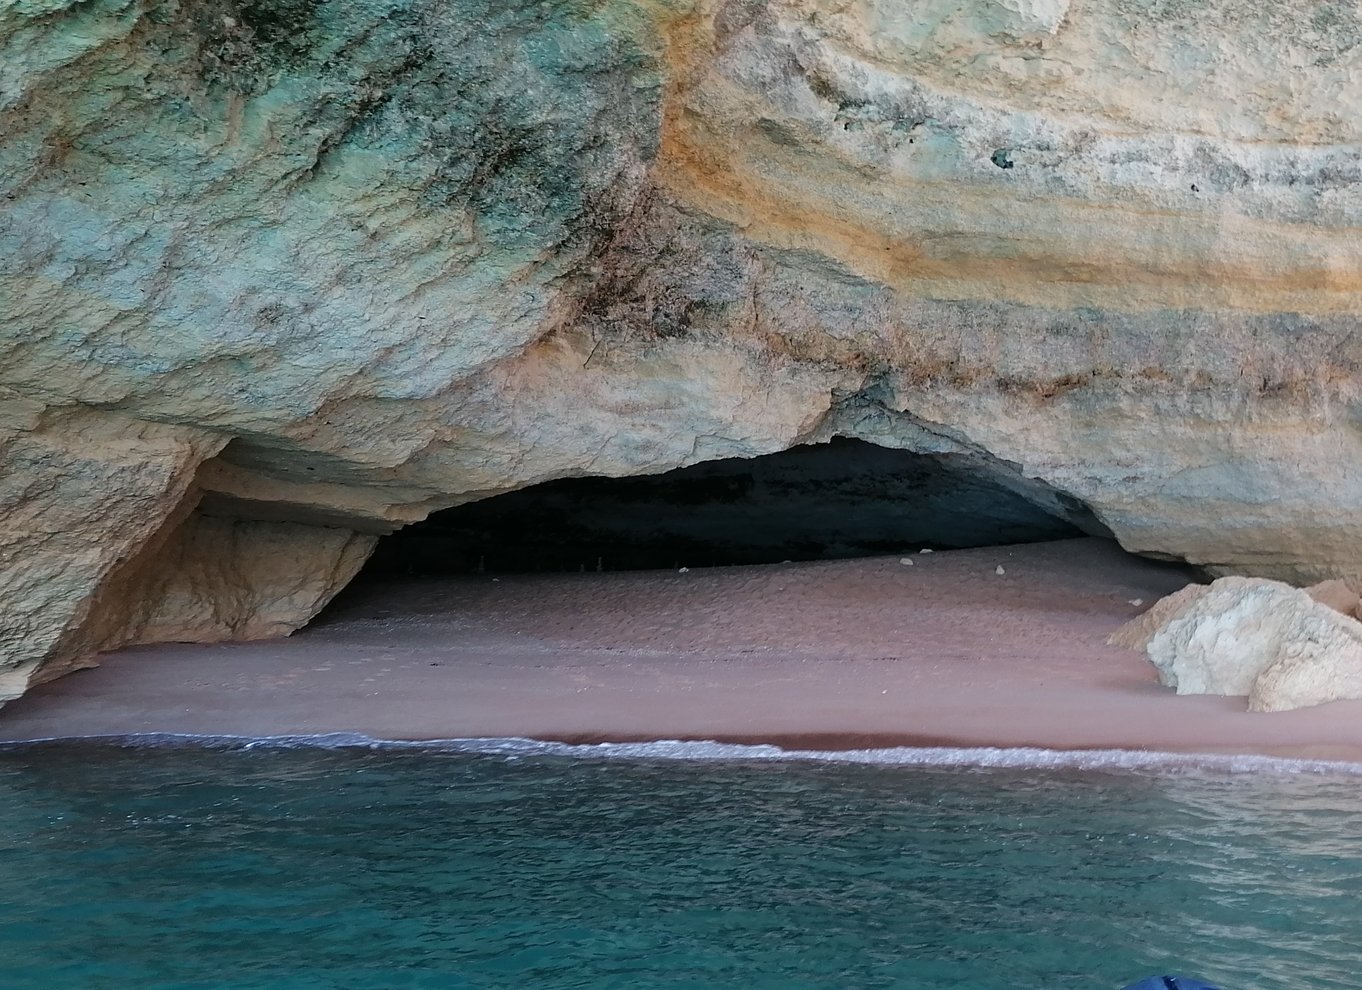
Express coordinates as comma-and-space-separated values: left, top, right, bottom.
1113, 578, 1362, 711
6, 0, 1362, 695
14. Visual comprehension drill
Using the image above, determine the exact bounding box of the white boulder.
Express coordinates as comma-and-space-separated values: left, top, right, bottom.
1113, 577, 1362, 711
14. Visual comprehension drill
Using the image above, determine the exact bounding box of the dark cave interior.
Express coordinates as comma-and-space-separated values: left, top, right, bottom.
362, 437, 1109, 575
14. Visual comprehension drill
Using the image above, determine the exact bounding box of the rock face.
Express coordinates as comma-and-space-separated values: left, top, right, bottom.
5, 0, 1362, 697
1113, 578, 1362, 712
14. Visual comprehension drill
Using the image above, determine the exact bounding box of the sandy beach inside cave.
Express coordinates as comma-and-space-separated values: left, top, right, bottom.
5, 537, 1362, 761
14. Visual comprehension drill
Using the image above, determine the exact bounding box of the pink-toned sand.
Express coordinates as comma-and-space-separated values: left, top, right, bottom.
5, 537, 1362, 760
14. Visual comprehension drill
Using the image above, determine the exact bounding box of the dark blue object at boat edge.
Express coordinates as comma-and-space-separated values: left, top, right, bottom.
1121, 978, 1223, 990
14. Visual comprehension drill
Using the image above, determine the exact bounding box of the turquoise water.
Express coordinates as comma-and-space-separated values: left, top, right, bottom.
1, 740, 1360, 990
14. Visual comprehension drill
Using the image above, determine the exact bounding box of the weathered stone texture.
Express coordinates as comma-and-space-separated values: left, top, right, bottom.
5, 0, 1362, 696
0, 405, 224, 699
106, 512, 377, 648
1114, 577, 1362, 712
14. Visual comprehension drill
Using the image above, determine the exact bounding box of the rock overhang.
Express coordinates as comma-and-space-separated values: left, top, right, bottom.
3, 0, 1362, 697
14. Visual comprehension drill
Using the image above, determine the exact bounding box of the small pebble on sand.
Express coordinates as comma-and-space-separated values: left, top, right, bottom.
920, 548, 934, 554
899, 558, 914, 566
995, 565, 1006, 575
1128, 598, 1144, 607
678, 567, 690, 573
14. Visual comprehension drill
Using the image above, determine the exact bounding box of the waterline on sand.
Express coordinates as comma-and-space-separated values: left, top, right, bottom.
5, 731, 1362, 775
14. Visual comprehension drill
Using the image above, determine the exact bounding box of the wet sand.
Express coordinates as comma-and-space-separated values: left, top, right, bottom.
5, 537, 1362, 761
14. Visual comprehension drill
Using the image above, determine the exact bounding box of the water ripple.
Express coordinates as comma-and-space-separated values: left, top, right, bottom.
1, 743, 1359, 989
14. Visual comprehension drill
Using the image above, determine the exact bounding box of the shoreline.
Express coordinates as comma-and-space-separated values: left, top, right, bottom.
7, 732, 1362, 776
6, 538, 1362, 763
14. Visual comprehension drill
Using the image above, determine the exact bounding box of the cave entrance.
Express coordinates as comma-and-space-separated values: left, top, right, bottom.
362, 437, 1109, 575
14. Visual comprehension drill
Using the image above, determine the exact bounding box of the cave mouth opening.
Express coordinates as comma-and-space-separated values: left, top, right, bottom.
361, 437, 1112, 577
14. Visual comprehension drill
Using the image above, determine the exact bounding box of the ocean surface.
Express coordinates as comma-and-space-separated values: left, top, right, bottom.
1, 737, 1359, 990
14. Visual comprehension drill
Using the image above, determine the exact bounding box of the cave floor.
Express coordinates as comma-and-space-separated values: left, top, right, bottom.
7, 537, 1362, 762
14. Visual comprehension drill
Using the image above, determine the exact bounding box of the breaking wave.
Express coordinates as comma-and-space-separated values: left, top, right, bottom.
4, 731, 1362, 776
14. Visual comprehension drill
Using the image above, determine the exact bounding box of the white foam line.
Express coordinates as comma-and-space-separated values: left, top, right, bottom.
3, 731, 1362, 775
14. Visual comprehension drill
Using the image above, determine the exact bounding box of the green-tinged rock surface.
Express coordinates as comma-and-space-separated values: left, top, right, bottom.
4, 0, 1362, 698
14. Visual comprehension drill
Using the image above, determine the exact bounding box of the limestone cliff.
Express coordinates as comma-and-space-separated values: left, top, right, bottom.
4, 0, 1362, 698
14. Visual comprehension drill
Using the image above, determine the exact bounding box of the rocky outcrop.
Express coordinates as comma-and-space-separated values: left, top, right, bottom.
6, 0, 1362, 697
1111, 578, 1362, 653
0, 407, 224, 701
0, 405, 375, 703
58, 512, 376, 671
1112, 578, 1362, 711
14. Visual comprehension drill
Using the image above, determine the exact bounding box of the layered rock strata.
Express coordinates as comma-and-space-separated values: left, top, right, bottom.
5, 0, 1362, 697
